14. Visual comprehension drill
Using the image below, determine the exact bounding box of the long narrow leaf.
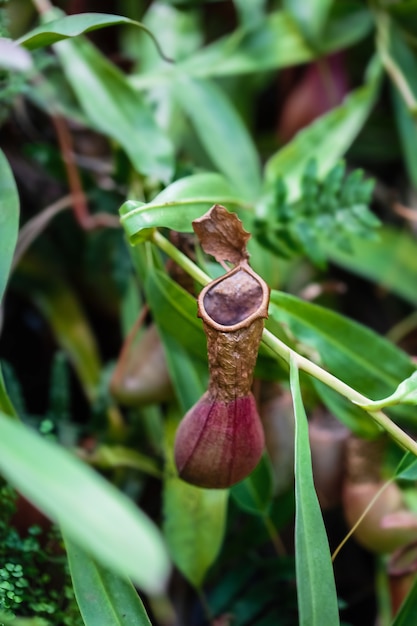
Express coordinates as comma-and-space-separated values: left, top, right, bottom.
0, 414, 170, 594
0, 149, 19, 305
0, 364, 17, 419
324, 225, 417, 307
55, 36, 174, 182
290, 357, 339, 625
15, 256, 101, 403
179, 8, 372, 77
173, 76, 262, 200
65, 538, 152, 626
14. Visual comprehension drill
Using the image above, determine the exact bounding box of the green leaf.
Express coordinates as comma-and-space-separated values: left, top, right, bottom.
163, 414, 228, 588
395, 451, 417, 482
0, 364, 17, 419
54, 36, 174, 182
391, 573, 417, 626
231, 454, 274, 516
382, 17, 417, 105
324, 226, 417, 306
312, 380, 380, 438
283, 0, 333, 46
0, 615, 49, 626
143, 268, 207, 366
0, 413, 170, 594
141, 264, 207, 412
0, 149, 19, 305
17, 12, 164, 56
355, 371, 417, 411
16, 255, 101, 403
233, 0, 267, 27
136, 2, 203, 70
269, 291, 417, 425
86, 444, 162, 479
392, 86, 417, 189
290, 357, 340, 626
173, 76, 262, 200
65, 538, 152, 626
120, 172, 246, 244
389, 0, 417, 38
179, 6, 372, 77
264, 62, 381, 200
389, 17, 417, 187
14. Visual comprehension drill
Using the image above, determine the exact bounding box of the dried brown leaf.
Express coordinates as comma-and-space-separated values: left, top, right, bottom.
192, 204, 250, 265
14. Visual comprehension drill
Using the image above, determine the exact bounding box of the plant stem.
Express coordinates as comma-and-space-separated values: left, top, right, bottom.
151, 231, 417, 457
375, 9, 417, 115
263, 514, 286, 557
261, 330, 417, 456
331, 479, 393, 562
152, 229, 211, 286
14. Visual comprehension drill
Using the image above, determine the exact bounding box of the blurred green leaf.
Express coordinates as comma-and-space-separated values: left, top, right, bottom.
142, 263, 207, 412
283, 0, 333, 46
290, 358, 340, 626
16, 255, 101, 403
0, 149, 19, 305
173, 76, 262, 200
388, 18, 417, 186
380, 16, 417, 106
65, 538, 152, 626
264, 62, 381, 200
54, 36, 174, 182
137, 2, 202, 70
17, 12, 164, 55
163, 414, 228, 588
231, 454, 274, 516
85, 444, 162, 478
270, 291, 417, 424
391, 573, 417, 625
179, 6, 372, 77
0, 364, 17, 419
395, 451, 417, 482
389, 0, 417, 37
392, 86, 417, 188
157, 329, 207, 414
0, 413, 170, 594
144, 268, 207, 365
233, 0, 267, 27
324, 226, 417, 306
0, 615, 48, 626
312, 380, 380, 438
120, 173, 247, 244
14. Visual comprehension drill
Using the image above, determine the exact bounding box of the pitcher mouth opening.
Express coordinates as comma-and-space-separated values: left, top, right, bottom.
198, 263, 270, 332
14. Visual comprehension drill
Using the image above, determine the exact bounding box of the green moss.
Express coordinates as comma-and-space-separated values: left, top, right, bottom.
0, 484, 82, 626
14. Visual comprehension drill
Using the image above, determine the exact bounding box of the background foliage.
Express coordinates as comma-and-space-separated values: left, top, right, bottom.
2, 1, 417, 625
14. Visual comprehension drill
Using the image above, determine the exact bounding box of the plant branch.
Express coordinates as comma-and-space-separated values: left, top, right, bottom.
376, 10, 417, 115
51, 115, 119, 230
151, 230, 417, 458
152, 229, 211, 286
331, 479, 393, 562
